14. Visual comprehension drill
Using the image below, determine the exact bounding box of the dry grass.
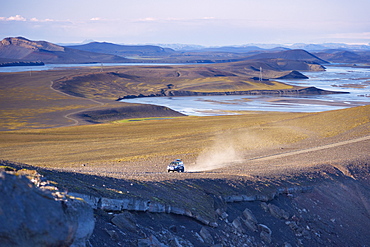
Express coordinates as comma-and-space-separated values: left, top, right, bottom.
0, 112, 297, 166
51, 65, 300, 100
279, 105, 370, 138
0, 70, 100, 130
1, 105, 369, 172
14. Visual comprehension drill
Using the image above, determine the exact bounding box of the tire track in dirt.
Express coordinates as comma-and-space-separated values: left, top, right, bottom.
49, 79, 106, 127
249, 135, 370, 162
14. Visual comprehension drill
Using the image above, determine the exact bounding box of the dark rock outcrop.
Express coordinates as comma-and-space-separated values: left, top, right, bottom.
276, 70, 309, 79
76, 105, 185, 124
119, 86, 348, 100
3, 160, 370, 246
0, 61, 44, 67
0, 171, 94, 247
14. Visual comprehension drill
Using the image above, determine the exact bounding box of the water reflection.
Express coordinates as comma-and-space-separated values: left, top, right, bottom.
121, 66, 370, 115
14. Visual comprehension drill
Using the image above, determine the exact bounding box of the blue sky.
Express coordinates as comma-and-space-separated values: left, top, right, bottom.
1, 0, 369, 46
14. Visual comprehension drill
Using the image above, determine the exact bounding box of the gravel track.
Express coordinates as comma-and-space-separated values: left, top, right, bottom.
49, 79, 106, 127
249, 135, 370, 162
55, 133, 370, 181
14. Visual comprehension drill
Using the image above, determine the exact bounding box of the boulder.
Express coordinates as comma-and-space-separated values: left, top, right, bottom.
138, 235, 167, 247
267, 203, 290, 220
242, 208, 258, 232
232, 217, 246, 234
64, 198, 95, 247
242, 208, 257, 223
215, 208, 228, 220
260, 202, 269, 212
258, 224, 272, 244
0, 172, 94, 247
111, 212, 138, 233
199, 227, 214, 245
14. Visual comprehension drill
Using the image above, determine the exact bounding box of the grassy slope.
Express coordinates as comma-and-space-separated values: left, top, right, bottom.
0, 112, 300, 166
1, 105, 369, 170
0, 68, 185, 130
51, 64, 297, 100
0, 69, 97, 130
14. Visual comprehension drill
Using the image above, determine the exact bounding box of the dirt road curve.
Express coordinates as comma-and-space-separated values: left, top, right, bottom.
250, 135, 370, 162
63, 134, 369, 181
49, 80, 106, 126
232, 134, 370, 176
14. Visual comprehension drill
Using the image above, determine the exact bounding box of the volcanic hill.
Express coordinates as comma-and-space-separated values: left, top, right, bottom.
243, 49, 329, 64
0, 37, 129, 64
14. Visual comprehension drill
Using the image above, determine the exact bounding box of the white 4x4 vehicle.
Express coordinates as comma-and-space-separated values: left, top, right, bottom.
167, 159, 185, 172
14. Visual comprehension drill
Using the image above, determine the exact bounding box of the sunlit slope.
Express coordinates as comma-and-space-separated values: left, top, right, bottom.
0, 68, 183, 130
0, 70, 99, 130
1, 105, 369, 168
53, 65, 298, 100
277, 104, 370, 138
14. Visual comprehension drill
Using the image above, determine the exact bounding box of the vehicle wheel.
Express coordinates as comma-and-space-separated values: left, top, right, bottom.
167, 170, 170, 173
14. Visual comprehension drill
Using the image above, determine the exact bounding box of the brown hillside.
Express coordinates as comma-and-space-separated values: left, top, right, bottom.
51, 64, 307, 100
244, 49, 328, 64
0, 37, 129, 64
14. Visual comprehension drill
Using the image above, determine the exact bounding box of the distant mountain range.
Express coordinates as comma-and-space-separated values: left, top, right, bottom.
287, 43, 370, 51
65, 42, 174, 57
242, 49, 328, 64
0, 37, 129, 64
312, 50, 370, 63
1, 37, 369, 65
154, 42, 370, 52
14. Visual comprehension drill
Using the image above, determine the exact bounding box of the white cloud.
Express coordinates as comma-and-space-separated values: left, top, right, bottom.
0, 15, 54, 22
30, 17, 54, 22
1, 15, 27, 21
90, 17, 102, 21
138, 17, 157, 22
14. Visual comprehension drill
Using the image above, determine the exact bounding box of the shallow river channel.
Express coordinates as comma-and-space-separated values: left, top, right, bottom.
1, 63, 369, 115
120, 66, 370, 115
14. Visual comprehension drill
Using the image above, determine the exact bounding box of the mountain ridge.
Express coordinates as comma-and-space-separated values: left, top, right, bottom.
66, 41, 175, 57
0, 37, 130, 64
242, 49, 329, 64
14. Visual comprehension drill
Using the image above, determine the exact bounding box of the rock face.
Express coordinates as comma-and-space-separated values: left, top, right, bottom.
0, 61, 44, 67
3, 161, 370, 247
120, 86, 348, 100
0, 171, 95, 247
